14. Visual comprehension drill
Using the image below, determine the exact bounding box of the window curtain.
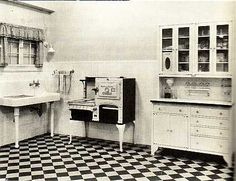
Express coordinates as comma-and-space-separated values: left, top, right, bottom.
0, 23, 45, 67
35, 42, 44, 68
0, 37, 8, 67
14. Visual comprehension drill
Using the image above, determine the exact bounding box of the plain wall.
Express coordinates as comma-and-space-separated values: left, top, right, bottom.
44, 1, 236, 145
48, 1, 235, 62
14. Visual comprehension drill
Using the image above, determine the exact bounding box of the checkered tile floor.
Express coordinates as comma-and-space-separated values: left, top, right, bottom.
0, 134, 234, 181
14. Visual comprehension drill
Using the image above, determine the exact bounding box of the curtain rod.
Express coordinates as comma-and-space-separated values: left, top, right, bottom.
2, 0, 54, 14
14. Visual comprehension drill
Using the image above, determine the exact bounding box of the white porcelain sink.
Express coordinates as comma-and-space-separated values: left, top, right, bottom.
0, 93, 60, 107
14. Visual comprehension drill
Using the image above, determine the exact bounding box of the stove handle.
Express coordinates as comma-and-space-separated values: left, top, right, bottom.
101, 106, 118, 110
92, 87, 99, 94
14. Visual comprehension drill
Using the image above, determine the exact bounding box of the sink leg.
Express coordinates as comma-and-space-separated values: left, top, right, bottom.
14, 107, 20, 148
116, 124, 125, 152
50, 102, 55, 137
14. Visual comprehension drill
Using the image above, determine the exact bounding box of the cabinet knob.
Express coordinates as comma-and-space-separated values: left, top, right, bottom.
170, 130, 173, 132
196, 120, 199, 123
220, 122, 223, 125
196, 129, 199, 132
219, 145, 222, 148
158, 108, 161, 111
219, 112, 223, 115
179, 109, 182, 112
196, 111, 199, 114
220, 132, 222, 135
196, 142, 199, 145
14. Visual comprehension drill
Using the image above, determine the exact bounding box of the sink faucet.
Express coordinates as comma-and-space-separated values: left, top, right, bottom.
29, 80, 40, 87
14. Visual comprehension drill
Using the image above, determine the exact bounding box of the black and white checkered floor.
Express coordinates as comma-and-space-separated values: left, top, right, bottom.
0, 134, 234, 181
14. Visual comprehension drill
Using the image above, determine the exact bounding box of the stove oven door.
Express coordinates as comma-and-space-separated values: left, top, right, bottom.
70, 109, 93, 122
99, 104, 119, 124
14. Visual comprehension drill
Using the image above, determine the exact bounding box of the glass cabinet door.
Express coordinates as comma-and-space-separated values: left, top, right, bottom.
162, 28, 173, 72
178, 27, 190, 72
162, 28, 173, 51
197, 26, 210, 72
216, 24, 229, 72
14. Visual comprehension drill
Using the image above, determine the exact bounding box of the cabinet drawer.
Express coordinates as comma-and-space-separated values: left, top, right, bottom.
191, 117, 229, 129
154, 104, 189, 114
191, 107, 229, 118
190, 127, 229, 139
191, 136, 229, 154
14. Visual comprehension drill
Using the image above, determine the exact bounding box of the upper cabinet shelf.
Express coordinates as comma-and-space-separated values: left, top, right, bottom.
160, 22, 232, 76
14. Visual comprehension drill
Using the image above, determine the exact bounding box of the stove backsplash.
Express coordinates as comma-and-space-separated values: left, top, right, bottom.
159, 77, 232, 102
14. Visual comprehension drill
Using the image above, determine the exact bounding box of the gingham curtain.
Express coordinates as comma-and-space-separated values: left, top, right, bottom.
0, 23, 45, 67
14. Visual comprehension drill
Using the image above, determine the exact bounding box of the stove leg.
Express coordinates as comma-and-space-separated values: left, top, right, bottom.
69, 119, 73, 144
133, 121, 135, 144
116, 124, 125, 152
69, 134, 72, 144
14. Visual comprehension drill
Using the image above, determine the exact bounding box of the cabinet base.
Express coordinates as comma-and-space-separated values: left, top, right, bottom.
151, 145, 233, 167
151, 144, 159, 155
223, 154, 233, 167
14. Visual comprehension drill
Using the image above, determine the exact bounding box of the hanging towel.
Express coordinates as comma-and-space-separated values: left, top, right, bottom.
59, 73, 64, 93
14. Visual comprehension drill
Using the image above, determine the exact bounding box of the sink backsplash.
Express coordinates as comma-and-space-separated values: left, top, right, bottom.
0, 80, 46, 97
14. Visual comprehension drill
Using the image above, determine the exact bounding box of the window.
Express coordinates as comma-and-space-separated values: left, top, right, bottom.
23, 41, 37, 65
7, 38, 38, 65
0, 22, 44, 68
8, 38, 19, 64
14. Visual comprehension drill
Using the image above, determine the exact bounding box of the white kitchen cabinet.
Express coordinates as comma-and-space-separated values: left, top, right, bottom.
190, 105, 232, 165
160, 21, 232, 76
169, 114, 188, 148
153, 113, 169, 146
151, 102, 233, 166
152, 104, 189, 154
160, 25, 194, 74
196, 22, 232, 74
